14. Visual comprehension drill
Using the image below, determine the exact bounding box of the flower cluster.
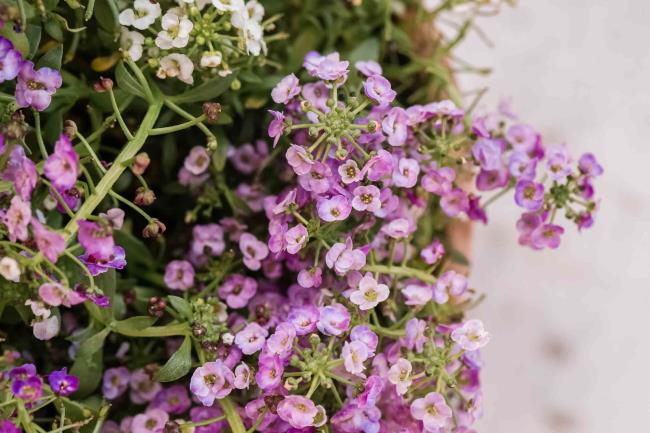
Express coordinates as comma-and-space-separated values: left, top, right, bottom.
119, 0, 269, 84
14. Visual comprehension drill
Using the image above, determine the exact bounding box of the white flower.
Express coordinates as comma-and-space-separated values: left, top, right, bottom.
0, 257, 21, 282
388, 358, 412, 395
451, 319, 491, 351
212, 0, 244, 12
222, 332, 235, 345
349, 273, 390, 310
342, 340, 369, 376
231, 0, 264, 29
200, 51, 223, 68
155, 12, 193, 49
33, 315, 60, 340
118, 0, 162, 30
120, 30, 145, 61
157, 53, 195, 84
242, 20, 266, 56
25, 299, 51, 318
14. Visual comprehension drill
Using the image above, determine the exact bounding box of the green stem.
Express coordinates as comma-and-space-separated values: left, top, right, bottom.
76, 132, 106, 173
110, 322, 190, 337
33, 111, 48, 159
108, 190, 154, 223
149, 114, 207, 135
163, 99, 215, 141
107, 88, 134, 140
218, 397, 247, 433
362, 264, 437, 285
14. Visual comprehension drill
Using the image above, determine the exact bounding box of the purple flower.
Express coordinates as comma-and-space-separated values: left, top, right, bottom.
189, 360, 235, 406
78, 220, 115, 260
102, 367, 130, 399
3, 147, 38, 200
151, 384, 191, 414
9, 364, 37, 380
440, 188, 469, 217
352, 185, 381, 212
308, 52, 349, 82
285, 223, 309, 255
363, 75, 396, 107
218, 274, 257, 309
317, 195, 352, 222
342, 340, 369, 376
420, 239, 445, 265
4, 195, 31, 242
11, 376, 43, 401
393, 157, 420, 188
508, 151, 537, 180
381, 218, 412, 239
410, 392, 452, 431
184, 146, 210, 175
350, 273, 390, 310
578, 153, 603, 177
44, 135, 79, 190
15, 61, 62, 111
272, 73, 301, 104
79, 245, 126, 276
191, 223, 225, 257
363, 149, 394, 181
325, 238, 366, 276
163, 259, 194, 291
48, 368, 78, 396
421, 166, 455, 195
129, 368, 162, 404
266, 322, 296, 357
506, 123, 540, 153
476, 167, 509, 191
514, 179, 545, 211
268, 110, 286, 147
239, 232, 269, 271
382, 107, 409, 147
546, 146, 572, 182
191, 406, 227, 433
31, 219, 65, 263
298, 161, 331, 193
388, 358, 412, 395
297, 266, 322, 288
255, 354, 284, 390
277, 395, 320, 429
350, 325, 378, 355
0, 37, 22, 83
401, 284, 432, 306
131, 408, 168, 433
338, 159, 362, 184
302, 82, 329, 112
355, 60, 382, 77
0, 420, 21, 433
467, 195, 487, 224
531, 223, 564, 249
451, 319, 490, 351
433, 270, 468, 304
404, 318, 427, 353
317, 303, 350, 336
286, 144, 314, 176
39, 282, 84, 307
234, 362, 251, 389
472, 138, 504, 171
235, 322, 268, 355
288, 305, 320, 335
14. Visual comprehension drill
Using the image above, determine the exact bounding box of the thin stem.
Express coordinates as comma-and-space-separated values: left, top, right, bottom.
41, 179, 76, 218
188, 415, 227, 427
163, 99, 215, 140
362, 264, 438, 285
108, 191, 154, 223
482, 184, 513, 208
63, 250, 95, 288
76, 132, 106, 173
218, 397, 247, 433
33, 111, 48, 159
125, 58, 154, 102
149, 114, 207, 135
107, 88, 134, 140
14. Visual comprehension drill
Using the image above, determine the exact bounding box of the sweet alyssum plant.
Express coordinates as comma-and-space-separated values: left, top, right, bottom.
0, 1, 601, 433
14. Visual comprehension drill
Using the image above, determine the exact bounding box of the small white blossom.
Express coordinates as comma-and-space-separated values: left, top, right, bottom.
118, 0, 162, 30
0, 257, 21, 282
242, 20, 266, 56
388, 358, 413, 395
155, 12, 193, 49
200, 51, 223, 68
349, 273, 390, 310
222, 332, 235, 345
33, 315, 60, 340
157, 53, 195, 84
212, 0, 243, 12
120, 30, 145, 61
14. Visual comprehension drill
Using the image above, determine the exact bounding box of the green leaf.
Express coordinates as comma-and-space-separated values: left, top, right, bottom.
37, 44, 63, 70
169, 73, 237, 104
111, 316, 157, 334
211, 128, 229, 172
155, 335, 192, 382
70, 327, 110, 396
238, 70, 261, 84
115, 62, 146, 99
168, 296, 192, 320
25, 25, 42, 59
114, 229, 156, 270
0, 25, 30, 57
347, 38, 380, 64
44, 19, 64, 42
94, 0, 119, 33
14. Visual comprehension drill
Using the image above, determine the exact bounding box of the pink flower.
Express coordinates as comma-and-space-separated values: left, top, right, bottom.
338, 159, 363, 184
317, 303, 350, 336
297, 266, 322, 288
235, 323, 268, 355
78, 220, 115, 260
277, 395, 319, 429
433, 270, 467, 304
184, 146, 210, 175
234, 363, 251, 389
410, 392, 452, 431
440, 189, 469, 217
363, 149, 394, 181
531, 223, 564, 250
288, 305, 320, 335
349, 273, 389, 310
352, 185, 381, 212
3, 147, 38, 200
189, 360, 235, 406
239, 233, 269, 271
285, 224, 309, 254
38, 282, 84, 308
218, 274, 257, 309
129, 368, 162, 404
164, 260, 194, 291
393, 158, 420, 188
420, 239, 445, 265
363, 75, 396, 107
422, 166, 455, 195
266, 322, 296, 357
306, 52, 349, 82
268, 110, 286, 147
298, 162, 331, 193
401, 284, 432, 306
388, 358, 412, 395
272, 73, 301, 104
4, 195, 31, 242
325, 238, 366, 276
382, 107, 409, 147
131, 408, 168, 433
451, 319, 490, 351
43, 135, 79, 190
381, 218, 412, 239
317, 195, 352, 222
192, 224, 225, 257
31, 220, 65, 263
342, 340, 369, 376
255, 354, 283, 390
355, 60, 382, 77
102, 367, 130, 400
286, 144, 314, 176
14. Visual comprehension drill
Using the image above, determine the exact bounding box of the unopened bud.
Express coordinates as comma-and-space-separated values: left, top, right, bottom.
300, 100, 312, 112
93, 77, 113, 93
335, 148, 348, 160
134, 187, 156, 206
2, 111, 27, 140
202, 102, 221, 124
163, 421, 181, 433
230, 78, 241, 91
142, 219, 166, 238
367, 119, 379, 133
63, 120, 78, 138
147, 296, 166, 318
131, 152, 150, 176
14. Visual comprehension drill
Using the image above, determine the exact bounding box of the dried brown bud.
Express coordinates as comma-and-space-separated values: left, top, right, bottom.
147, 296, 166, 318
134, 187, 156, 206
131, 152, 150, 176
202, 102, 222, 124
142, 219, 166, 238
192, 323, 206, 338
163, 421, 181, 433
63, 120, 78, 139
93, 77, 114, 93
2, 111, 27, 140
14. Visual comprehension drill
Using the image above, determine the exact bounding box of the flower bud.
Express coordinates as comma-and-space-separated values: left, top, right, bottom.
131, 152, 150, 176
335, 148, 348, 160
147, 296, 166, 318
142, 219, 166, 238
134, 187, 156, 206
192, 323, 206, 338
63, 120, 78, 138
202, 102, 222, 124
230, 78, 241, 91
300, 100, 312, 112
367, 119, 379, 133
163, 421, 181, 433
93, 77, 113, 93
2, 111, 27, 140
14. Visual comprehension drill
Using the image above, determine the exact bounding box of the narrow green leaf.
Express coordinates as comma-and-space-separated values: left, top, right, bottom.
155, 336, 192, 382
168, 296, 192, 320
111, 316, 157, 333
70, 327, 110, 396
37, 44, 63, 70
169, 73, 236, 104
115, 62, 146, 99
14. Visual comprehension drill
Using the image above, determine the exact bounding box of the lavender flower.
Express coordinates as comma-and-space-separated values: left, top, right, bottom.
15, 61, 62, 111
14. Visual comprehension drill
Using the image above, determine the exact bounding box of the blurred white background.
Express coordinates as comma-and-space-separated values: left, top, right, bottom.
454, 1, 650, 432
